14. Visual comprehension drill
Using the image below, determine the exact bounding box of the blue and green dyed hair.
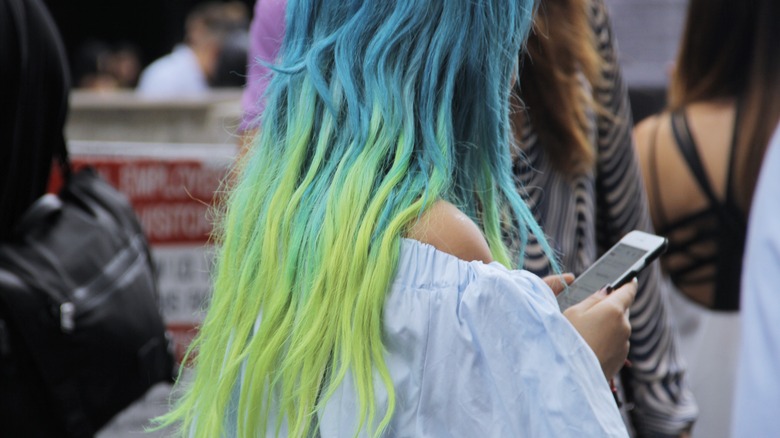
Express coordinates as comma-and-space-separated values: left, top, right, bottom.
161, 0, 557, 436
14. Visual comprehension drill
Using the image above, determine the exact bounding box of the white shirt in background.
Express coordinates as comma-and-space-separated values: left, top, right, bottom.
732, 124, 780, 436
136, 45, 208, 98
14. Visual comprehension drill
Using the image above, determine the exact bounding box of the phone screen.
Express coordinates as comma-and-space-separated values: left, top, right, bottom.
557, 243, 648, 311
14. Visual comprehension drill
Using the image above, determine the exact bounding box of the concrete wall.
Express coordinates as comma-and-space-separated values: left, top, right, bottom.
604, 0, 687, 87
66, 89, 244, 145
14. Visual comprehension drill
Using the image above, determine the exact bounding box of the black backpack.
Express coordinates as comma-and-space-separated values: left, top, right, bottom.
0, 0, 173, 435
0, 166, 175, 437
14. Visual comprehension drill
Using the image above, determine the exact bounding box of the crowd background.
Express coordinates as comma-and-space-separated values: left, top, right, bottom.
45, 2, 688, 437
44, 0, 253, 88
8, 0, 772, 437
44, 0, 685, 109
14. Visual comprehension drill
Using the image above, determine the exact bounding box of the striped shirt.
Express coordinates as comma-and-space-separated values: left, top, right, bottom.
505, 0, 698, 435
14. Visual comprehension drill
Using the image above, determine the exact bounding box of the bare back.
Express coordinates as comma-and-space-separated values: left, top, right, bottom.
635, 99, 746, 308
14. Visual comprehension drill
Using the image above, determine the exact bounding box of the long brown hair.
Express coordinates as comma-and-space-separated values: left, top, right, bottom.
513, 0, 603, 176
669, 0, 780, 210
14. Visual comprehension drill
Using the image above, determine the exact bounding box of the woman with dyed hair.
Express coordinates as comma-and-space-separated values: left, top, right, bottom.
161, 0, 634, 436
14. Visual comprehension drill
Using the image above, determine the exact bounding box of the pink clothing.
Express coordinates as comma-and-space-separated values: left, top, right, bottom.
240, 0, 287, 131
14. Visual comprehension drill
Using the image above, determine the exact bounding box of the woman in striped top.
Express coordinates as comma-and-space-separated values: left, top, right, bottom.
505, 0, 698, 435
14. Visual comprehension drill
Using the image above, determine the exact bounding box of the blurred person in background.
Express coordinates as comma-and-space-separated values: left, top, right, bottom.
220, 0, 249, 28
634, 0, 780, 436
136, 1, 248, 97
72, 40, 119, 91
731, 124, 780, 436
73, 41, 141, 91
212, 28, 249, 88
0, 0, 69, 432
210, 0, 250, 88
106, 43, 142, 88
0, 0, 69, 243
507, 0, 698, 435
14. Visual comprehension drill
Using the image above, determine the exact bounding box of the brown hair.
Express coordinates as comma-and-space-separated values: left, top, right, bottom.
669, 0, 780, 210
513, 0, 603, 176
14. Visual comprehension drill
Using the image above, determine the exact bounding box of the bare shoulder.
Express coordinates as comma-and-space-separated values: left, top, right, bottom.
633, 113, 670, 184
633, 114, 662, 154
405, 200, 494, 264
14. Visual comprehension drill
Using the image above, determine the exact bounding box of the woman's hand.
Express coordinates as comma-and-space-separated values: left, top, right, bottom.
542, 273, 575, 295
562, 281, 637, 379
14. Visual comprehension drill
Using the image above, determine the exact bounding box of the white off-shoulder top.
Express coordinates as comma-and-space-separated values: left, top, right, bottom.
310, 239, 627, 437
221, 238, 627, 437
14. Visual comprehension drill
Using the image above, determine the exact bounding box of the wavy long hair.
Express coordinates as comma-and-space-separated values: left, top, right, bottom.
669, 0, 780, 210
160, 0, 555, 436
514, 0, 603, 177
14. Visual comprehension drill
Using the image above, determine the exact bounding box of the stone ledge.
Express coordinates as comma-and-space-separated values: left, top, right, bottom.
67, 89, 244, 144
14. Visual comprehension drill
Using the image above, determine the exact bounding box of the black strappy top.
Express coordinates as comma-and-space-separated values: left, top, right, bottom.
649, 109, 747, 311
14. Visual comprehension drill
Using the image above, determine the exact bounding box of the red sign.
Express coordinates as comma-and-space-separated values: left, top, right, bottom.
66, 142, 237, 363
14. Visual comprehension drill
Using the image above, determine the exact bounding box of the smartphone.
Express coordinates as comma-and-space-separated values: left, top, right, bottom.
556, 230, 668, 312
